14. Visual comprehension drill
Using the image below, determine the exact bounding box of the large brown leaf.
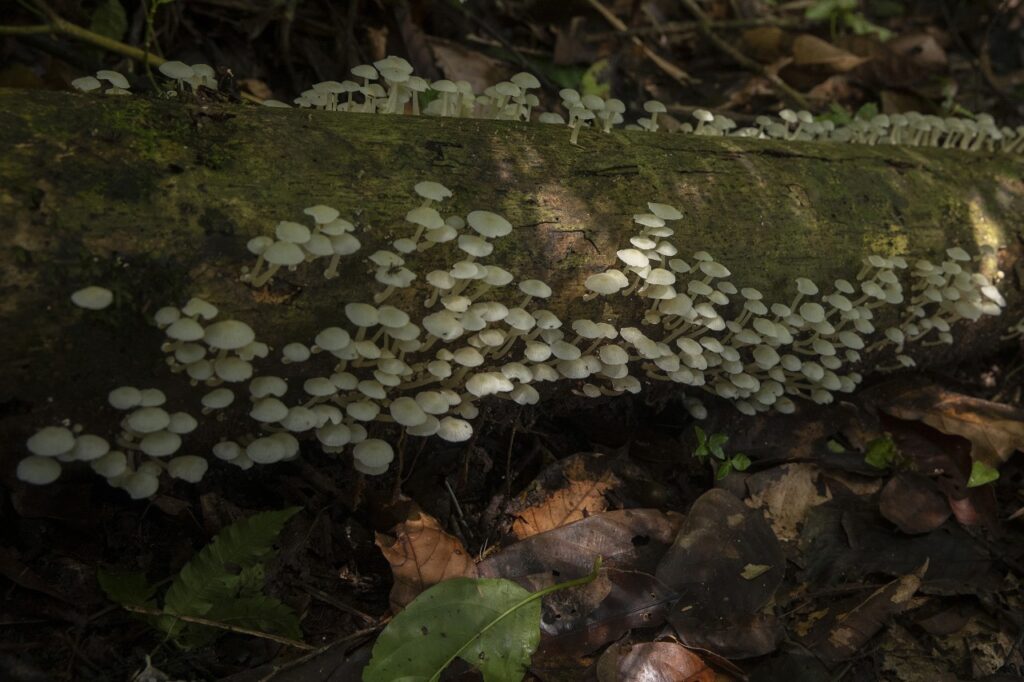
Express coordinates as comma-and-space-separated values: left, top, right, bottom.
873, 380, 1024, 467
596, 641, 714, 682
479, 509, 683, 581
800, 562, 927, 663
505, 453, 661, 540
375, 509, 477, 612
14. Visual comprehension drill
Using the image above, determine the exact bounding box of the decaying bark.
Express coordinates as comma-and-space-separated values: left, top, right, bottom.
0, 89, 1022, 439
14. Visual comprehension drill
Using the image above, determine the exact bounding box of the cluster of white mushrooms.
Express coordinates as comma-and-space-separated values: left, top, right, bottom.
26, 55, 1019, 498
250, 55, 1024, 153
68, 55, 1024, 153
17, 179, 1014, 499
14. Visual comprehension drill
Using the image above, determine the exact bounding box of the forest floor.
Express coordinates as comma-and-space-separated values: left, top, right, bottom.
2, 1, 1024, 680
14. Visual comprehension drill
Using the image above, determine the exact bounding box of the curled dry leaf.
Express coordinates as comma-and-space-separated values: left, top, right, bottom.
658, 489, 785, 659
792, 34, 871, 73
504, 452, 663, 540
801, 561, 927, 663
375, 510, 477, 612
879, 473, 951, 534
481, 508, 683, 580
875, 381, 1024, 467
596, 641, 715, 682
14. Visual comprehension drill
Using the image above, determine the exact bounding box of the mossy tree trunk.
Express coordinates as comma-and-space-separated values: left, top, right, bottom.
0, 89, 1022, 442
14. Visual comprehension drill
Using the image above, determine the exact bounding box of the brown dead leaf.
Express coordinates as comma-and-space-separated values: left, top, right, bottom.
745, 464, 833, 542
792, 34, 871, 72
875, 381, 1024, 466
511, 475, 613, 540
886, 33, 948, 70
742, 27, 788, 64
506, 452, 660, 539
531, 569, 678, 676
879, 473, 950, 535
596, 641, 714, 682
803, 561, 927, 663
428, 37, 514, 94
659, 489, 785, 658
480, 509, 683, 580
375, 510, 477, 612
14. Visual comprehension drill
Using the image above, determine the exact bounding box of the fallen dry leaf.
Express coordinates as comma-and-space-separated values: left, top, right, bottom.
802, 561, 927, 663
875, 381, 1024, 467
745, 464, 833, 542
504, 452, 662, 540
375, 509, 477, 612
479, 508, 683, 580
792, 34, 871, 72
659, 489, 785, 658
879, 473, 950, 534
596, 641, 715, 682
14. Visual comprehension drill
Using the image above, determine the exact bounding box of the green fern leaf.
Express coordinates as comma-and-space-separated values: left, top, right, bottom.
163, 507, 301, 619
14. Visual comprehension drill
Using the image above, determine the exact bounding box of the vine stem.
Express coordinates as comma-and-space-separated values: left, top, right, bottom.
0, 0, 166, 67
122, 604, 316, 651
431, 556, 604, 682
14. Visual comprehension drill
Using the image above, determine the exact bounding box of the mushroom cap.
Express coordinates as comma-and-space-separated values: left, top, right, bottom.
108, 386, 142, 410
346, 302, 379, 328
168, 455, 208, 483
204, 320, 256, 350
412, 181, 453, 205
467, 210, 512, 238
405, 206, 444, 229
158, 61, 194, 80
458, 234, 494, 257
140, 430, 182, 457
17, 455, 62, 485
263, 241, 305, 266
201, 387, 235, 409
519, 279, 552, 298
275, 221, 311, 244
510, 72, 541, 89
353, 439, 394, 468
71, 286, 114, 310
390, 397, 427, 427
437, 417, 473, 442
123, 472, 160, 500
25, 425, 75, 456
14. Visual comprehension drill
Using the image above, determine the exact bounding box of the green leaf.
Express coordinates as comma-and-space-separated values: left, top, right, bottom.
694, 425, 707, 445
97, 568, 158, 607
805, 0, 840, 21
967, 461, 1000, 488
731, 453, 751, 471
579, 59, 611, 100
89, 0, 128, 43
208, 595, 303, 640
364, 577, 540, 682
708, 433, 729, 450
715, 461, 734, 480
864, 435, 898, 469
163, 507, 301, 620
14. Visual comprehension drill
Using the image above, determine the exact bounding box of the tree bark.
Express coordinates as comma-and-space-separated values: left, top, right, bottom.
0, 89, 1021, 436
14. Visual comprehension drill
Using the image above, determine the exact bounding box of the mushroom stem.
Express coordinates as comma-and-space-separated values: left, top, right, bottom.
250, 264, 281, 288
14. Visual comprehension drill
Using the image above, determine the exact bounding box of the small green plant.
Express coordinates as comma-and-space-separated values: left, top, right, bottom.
863, 434, 907, 470
805, 0, 893, 41
98, 507, 303, 650
693, 426, 751, 480
363, 557, 602, 681
967, 460, 1000, 488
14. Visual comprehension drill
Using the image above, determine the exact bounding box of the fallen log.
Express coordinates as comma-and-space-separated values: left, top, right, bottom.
1, 88, 1021, 486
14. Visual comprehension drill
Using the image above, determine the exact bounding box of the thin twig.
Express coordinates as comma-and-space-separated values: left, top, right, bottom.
584, 0, 695, 85
585, 16, 804, 42
298, 581, 376, 624
1, 0, 165, 67
122, 604, 316, 651
679, 0, 810, 110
